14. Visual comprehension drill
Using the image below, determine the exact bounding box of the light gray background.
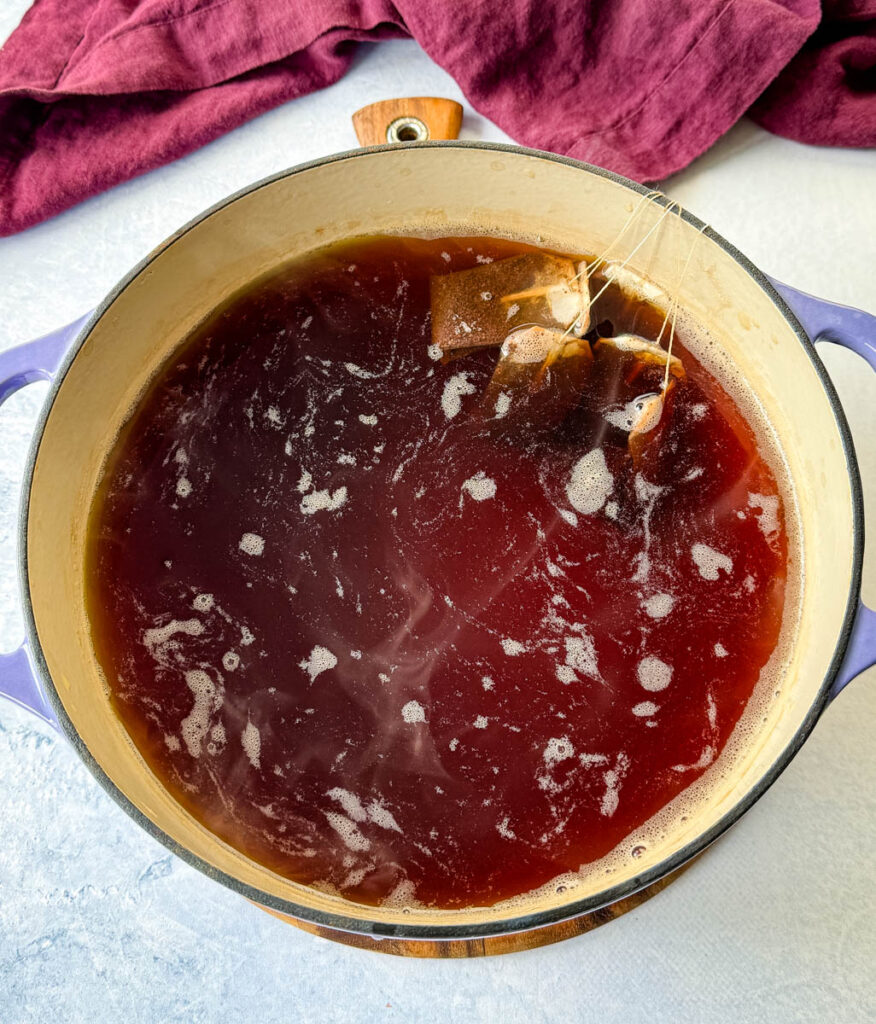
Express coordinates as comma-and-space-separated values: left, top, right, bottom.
1, 5, 874, 1021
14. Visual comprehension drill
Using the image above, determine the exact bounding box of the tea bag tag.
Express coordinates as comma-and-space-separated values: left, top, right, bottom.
352, 98, 463, 147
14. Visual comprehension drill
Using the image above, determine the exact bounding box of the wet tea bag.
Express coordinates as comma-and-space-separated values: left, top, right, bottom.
477, 325, 592, 427
594, 334, 684, 466
431, 253, 590, 353
593, 333, 685, 379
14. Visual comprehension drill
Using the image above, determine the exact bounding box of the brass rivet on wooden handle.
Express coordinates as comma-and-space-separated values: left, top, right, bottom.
352, 97, 463, 148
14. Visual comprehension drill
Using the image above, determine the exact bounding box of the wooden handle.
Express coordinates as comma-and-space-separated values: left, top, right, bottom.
352, 97, 463, 147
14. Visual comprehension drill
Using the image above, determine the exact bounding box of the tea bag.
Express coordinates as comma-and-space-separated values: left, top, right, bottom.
431, 253, 590, 353
477, 325, 592, 427
628, 381, 678, 470
593, 334, 684, 466
593, 333, 685, 379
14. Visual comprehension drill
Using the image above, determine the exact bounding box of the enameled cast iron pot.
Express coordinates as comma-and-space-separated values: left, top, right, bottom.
2, 143, 875, 952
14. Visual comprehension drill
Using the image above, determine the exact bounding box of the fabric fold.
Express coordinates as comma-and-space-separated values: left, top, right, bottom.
0, 0, 870, 237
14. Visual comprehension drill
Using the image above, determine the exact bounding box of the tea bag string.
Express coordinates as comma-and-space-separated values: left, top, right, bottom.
559, 197, 680, 343
576, 189, 664, 282
656, 220, 710, 393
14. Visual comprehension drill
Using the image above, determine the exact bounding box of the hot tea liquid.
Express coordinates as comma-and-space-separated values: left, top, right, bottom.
87, 236, 788, 909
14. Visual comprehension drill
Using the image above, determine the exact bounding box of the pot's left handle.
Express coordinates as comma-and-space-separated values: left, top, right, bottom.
770, 279, 876, 700
0, 314, 91, 727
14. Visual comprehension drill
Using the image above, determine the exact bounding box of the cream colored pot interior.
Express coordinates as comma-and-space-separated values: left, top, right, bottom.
26, 146, 855, 931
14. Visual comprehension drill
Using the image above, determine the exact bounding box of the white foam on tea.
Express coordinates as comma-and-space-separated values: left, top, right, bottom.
632, 701, 659, 717
473, 715, 489, 729
564, 633, 600, 680
426, 344, 443, 361
543, 736, 574, 765
643, 593, 674, 619
496, 817, 517, 840
296, 469, 312, 493
358, 413, 378, 426
367, 799, 402, 833
180, 669, 221, 759
566, 448, 613, 515
748, 492, 781, 541
501, 638, 525, 656
176, 477, 192, 498
691, 543, 733, 580
323, 811, 370, 852
494, 392, 512, 418
239, 532, 265, 556
401, 699, 426, 723
241, 720, 261, 769
240, 626, 255, 646
714, 643, 729, 658
328, 787, 367, 822
143, 618, 204, 651
637, 656, 673, 692
300, 486, 347, 515
299, 645, 337, 682
461, 471, 496, 503
192, 593, 214, 612
441, 372, 476, 419
482, 676, 494, 690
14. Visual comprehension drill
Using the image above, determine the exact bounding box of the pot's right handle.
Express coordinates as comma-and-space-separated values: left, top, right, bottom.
0, 314, 91, 727
770, 278, 876, 699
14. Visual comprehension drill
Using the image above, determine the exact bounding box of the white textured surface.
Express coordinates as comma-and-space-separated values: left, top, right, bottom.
1, 6, 875, 1019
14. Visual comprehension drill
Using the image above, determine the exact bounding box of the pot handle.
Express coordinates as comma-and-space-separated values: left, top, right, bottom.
769, 278, 876, 699
0, 314, 91, 727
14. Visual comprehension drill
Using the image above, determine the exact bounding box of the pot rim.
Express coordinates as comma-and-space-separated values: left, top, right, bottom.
19, 140, 865, 942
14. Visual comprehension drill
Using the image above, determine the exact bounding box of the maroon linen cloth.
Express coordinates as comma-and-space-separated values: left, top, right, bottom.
0, 0, 870, 236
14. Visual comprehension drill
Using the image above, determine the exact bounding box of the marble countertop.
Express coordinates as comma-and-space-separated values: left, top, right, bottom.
1, 8, 875, 1022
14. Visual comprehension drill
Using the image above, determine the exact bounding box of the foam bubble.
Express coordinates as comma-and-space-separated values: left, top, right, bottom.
714, 643, 729, 658
461, 471, 497, 503
556, 664, 577, 684
543, 736, 574, 765
495, 392, 512, 418
473, 715, 489, 729
637, 656, 673, 692
323, 811, 371, 852
643, 593, 674, 619
296, 470, 312, 493
176, 477, 192, 498
482, 676, 495, 690
401, 699, 426, 723
566, 448, 613, 515
299, 645, 337, 682
441, 372, 476, 419
691, 542, 733, 580
241, 720, 261, 769
180, 669, 221, 759
239, 532, 265, 556
327, 787, 367, 822
143, 618, 204, 651
240, 626, 255, 646
367, 799, 402, 833
497, 817, 517, 840
632, 701, 659, 717
748, 492, 781, 542
300, 487, 347, 515
426, 344, 444, 361
564, 633, 600, 680
164, 734, 181, 752
501, 638, 526, 656
192, 593, 214, 612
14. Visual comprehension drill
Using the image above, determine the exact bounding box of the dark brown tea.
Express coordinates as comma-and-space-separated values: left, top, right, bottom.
87, 236, 788, 909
